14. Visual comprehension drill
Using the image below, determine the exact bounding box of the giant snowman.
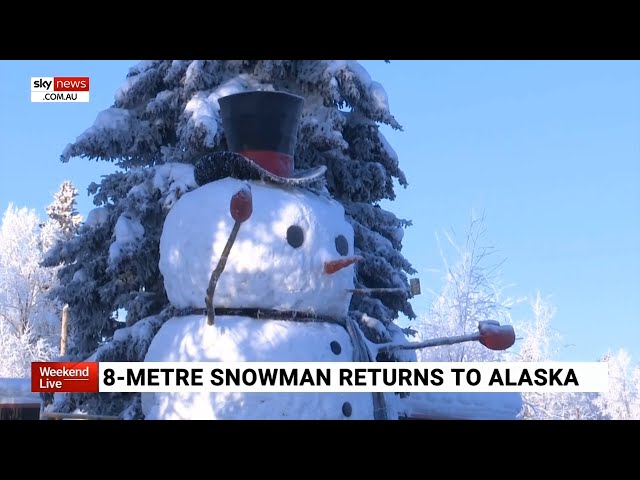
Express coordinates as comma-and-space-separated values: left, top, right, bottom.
142, 91, 394, 420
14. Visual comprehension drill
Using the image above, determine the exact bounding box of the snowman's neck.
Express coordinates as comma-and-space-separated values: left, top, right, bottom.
172, 307, 346, 327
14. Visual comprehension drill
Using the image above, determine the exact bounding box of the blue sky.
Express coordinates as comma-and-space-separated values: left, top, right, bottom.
0, 60, 638, 362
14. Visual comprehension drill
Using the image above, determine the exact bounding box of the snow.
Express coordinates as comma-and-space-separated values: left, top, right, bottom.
0, 377, 40, 405
142, 314, 376, 420
128, 60, 157, 76
386, 322, 418, 362
392, 226, 404, 243
159, 177, 358, 319
325, 60, 348, 76
325, 60, 372, 85
115, 77, 137, 105
183, 77, 251, 148
113, 312, 159, 345
214, 75, 256, 99
184, 92, 219, 147
62, 108, 132, 161
72, 269, 87, 282
325, 61, 390, 112
360, 314, 388, 339
84, 207, 108, 228
369, 81, 390, 112
152, 163, 197, 210
184, 60, 201, 84
345, 60, 373, 85
92, 108, 131, 130
378, 131, 398, 162
153, 90, 174, 104
400, 392, 523, 420
108, 214, 144, 263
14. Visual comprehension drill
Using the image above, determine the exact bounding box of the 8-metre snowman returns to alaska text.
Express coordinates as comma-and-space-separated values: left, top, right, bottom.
142, 91, 395, 420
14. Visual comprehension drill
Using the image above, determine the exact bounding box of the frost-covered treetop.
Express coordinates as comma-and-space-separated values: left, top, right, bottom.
46, 180, 82, 240
61, 60, 406, 203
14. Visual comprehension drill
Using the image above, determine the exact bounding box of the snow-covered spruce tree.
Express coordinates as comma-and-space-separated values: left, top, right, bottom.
46, 180, 82, 240
43, 60, 417, 418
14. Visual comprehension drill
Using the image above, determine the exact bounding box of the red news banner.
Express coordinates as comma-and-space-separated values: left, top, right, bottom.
32, 362, 99, 393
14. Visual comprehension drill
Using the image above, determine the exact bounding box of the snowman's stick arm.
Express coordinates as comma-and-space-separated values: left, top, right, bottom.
205, 220, 242, 326
376, 322, 516, 354
205, 185, 253, 326
377, 333, 482, 354
348, 288, 408, 294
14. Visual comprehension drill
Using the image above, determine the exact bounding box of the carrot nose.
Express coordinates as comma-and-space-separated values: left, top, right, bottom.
324, 256, 363, 274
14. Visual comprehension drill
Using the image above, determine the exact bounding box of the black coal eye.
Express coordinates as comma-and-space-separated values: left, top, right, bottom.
287, 225, 304, 248
335, 235, 349, 256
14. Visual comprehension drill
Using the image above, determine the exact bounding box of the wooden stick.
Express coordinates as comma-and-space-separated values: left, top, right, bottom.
205, 221, 242, 326
377, 332, 482, 354
347, 288, 409, 294
40, 412, 120, 421
60, 304, 69, 355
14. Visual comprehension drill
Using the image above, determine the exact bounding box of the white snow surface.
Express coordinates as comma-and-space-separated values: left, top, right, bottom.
183, 77, 253, 148
369, 81, 390, 112
72, 269, 87, 282
378, 130, 398, 162
84, 207, 109, 228
400, 392, 523, 420
92, 107, 131, 130
159, 177, 357, 318
392, 226, 404, 243
109, 214, 144, 262
325, 61, 390, 113
184, 92, 219, 147
115, 77, 137, 105
0, 377, 40, 404
153, 163, 197, 210
142, 314, 375, 420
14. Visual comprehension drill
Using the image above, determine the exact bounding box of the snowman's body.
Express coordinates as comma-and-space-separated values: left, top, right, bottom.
142, 177, 380, 420
142, 315, 374, 419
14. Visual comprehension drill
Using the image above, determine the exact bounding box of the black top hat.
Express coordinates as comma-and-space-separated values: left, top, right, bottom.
194, 90, 326, 188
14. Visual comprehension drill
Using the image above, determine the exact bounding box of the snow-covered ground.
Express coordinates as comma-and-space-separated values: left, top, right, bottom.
399, 392, 523, 420
0, 378, 40, 405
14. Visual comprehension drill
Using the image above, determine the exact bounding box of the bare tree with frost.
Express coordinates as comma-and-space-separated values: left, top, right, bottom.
515, 292, 602, 420
594, 349, 640, 420
42, 60, 418, 418
0, 204, 62, 377
415, 213, 515, 363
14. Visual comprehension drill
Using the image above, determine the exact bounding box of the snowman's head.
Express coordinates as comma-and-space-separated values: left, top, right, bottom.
159, 177, 360, 319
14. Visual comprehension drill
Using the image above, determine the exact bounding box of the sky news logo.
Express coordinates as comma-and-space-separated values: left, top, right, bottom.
31, 77, 90, 102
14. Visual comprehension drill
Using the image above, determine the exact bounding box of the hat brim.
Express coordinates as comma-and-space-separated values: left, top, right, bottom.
194, 152, 327, 187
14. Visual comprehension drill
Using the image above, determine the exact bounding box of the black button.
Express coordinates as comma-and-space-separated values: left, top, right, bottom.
335, 235, 349, 256
330, 341, 342, 355
286, 225, 304, 248
342, 402, 352, 417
